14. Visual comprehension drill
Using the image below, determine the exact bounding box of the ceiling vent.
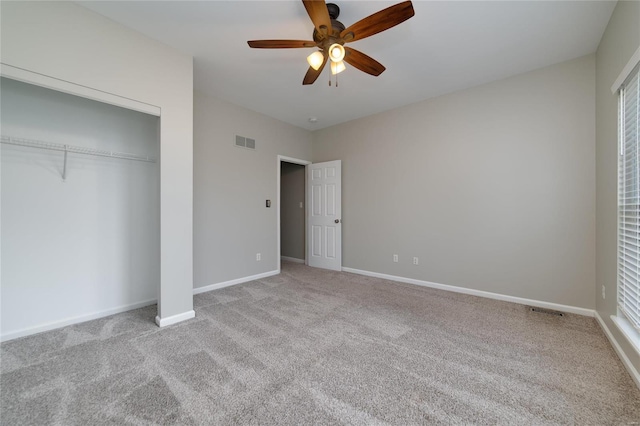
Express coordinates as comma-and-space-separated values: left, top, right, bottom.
235, 135, 256, 150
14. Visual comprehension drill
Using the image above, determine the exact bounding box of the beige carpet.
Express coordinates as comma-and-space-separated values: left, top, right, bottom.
1, 261, 639, 425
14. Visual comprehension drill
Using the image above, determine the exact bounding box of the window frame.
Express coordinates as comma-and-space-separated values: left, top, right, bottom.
616, 47, 640, 355
618, 65, 640, 330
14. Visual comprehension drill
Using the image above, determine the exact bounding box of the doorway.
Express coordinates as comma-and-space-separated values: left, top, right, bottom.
277, 155, 310, 272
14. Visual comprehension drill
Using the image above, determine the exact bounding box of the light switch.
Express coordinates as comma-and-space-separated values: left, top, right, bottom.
299, 202, 303, 208
266, 200, 271, 208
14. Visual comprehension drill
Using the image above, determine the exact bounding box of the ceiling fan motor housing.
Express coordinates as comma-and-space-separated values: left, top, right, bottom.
312, 20, 345, 43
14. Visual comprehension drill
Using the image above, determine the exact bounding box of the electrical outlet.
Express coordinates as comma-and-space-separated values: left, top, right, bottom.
602, 285, 606, 300
256, 253, 261, 261
413, 257, 419, 265
393, 254, 398, 263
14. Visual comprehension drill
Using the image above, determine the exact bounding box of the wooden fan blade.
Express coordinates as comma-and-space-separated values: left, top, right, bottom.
340, 1, 414, 42
248, 40, 317, 49
302, 0, 332, 36
344, 47, 385, 76
303, 54, 328, 85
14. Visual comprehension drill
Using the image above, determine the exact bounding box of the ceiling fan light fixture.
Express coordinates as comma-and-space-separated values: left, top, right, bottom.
306, 51, 324, 71
328, 43, 345, 63
331, 60, 346, 75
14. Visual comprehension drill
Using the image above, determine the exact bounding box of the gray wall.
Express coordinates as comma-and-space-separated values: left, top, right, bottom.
313, 55, 596, 309
281, 162, 306, 260
194, 91, 312, 287
595, 0, 640, 374
1, 78, 159, 337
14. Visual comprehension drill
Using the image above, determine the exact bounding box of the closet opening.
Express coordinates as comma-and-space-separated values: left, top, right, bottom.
0, 77, 160, 341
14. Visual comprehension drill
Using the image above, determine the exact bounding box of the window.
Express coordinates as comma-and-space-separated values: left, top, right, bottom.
618, 64, 640, 331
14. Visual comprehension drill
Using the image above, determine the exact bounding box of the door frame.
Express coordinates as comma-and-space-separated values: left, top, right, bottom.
277, 155, 311, 273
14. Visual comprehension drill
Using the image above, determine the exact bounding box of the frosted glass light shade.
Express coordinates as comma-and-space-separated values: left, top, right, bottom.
328, 43, 345, 62
306, 51, 324, 70
331, 61, 346, 75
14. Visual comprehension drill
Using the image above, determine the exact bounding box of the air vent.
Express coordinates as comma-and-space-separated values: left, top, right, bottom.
530, 307, 564, 317
235, 135, 255, 150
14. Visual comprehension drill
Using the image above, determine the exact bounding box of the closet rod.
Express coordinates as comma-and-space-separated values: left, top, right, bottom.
0, 135, 156, 163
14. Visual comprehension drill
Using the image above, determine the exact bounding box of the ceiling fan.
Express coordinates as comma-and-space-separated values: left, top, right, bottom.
247, 0, 415, 85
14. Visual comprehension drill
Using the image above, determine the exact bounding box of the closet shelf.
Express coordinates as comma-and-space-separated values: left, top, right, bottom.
0, 135, 156, 163
1, 134, 156, 181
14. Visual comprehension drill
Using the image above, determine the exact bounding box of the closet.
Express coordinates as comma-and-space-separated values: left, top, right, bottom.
0, 77, 160, 339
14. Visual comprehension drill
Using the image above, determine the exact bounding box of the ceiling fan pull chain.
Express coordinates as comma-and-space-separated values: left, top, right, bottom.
336, 71, 339, 87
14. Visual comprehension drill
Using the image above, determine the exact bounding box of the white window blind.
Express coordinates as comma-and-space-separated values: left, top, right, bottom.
619, 64, 640, 331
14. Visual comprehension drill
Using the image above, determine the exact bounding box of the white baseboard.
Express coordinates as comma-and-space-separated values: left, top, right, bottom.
155, 310, 195, 327
342, 267, 595, 317
193, 270, 279, 295
0, 298, 157, 342
1, 270, 281, 342
281, 256, 305, 264
595, 312, 640, 390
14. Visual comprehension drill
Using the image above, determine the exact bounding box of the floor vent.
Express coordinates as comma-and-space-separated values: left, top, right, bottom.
530, 307, 564, 316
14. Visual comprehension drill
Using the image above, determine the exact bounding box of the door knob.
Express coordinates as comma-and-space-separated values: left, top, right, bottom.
335, 219, 340, 223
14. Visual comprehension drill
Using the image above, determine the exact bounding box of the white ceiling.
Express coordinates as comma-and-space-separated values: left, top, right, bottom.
79, 1, 616, 130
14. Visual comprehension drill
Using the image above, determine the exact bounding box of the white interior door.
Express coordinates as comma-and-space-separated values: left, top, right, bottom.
307, 160, 342, 271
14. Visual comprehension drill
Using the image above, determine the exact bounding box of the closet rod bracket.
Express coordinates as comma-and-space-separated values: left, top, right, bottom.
62, 145, 68, 182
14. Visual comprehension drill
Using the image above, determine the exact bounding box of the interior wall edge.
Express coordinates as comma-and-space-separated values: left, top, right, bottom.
1, 268, 281, 341
193, 91, 312, 288
0, 298, 157, 343
193, 270, 279, 295
343, 267, 595, 317
313, 54, 596, 309
0, 1, 195, 322
594, 0, 640, 380
595, 312, 640, 390
0, 63, 161, 116
155, 310, 195, 328
281, 256, 305, 264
